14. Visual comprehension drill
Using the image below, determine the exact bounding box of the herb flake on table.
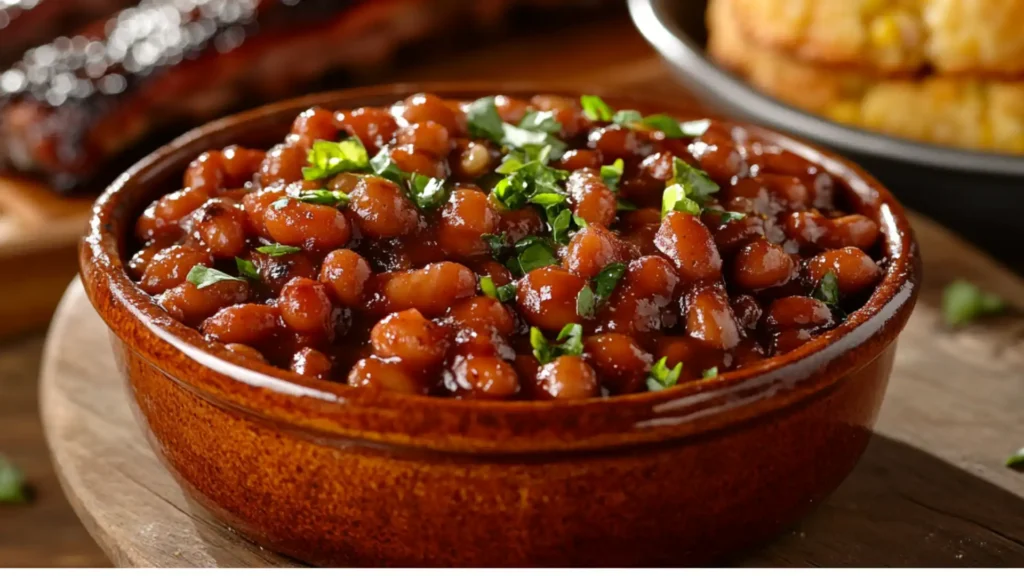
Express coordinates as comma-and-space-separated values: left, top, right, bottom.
942, 279, 1007, 328
0, 455, 28, 504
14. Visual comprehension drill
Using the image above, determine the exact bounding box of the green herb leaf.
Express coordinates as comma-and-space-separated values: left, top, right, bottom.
302, 138, 369, 181
186, 265, 245, 289
551, 209, 574, 245
611, 109, 643, 126
1007, 448, 1024, 471
646, 357, 684, 391
580, 95, 614, 122
466, 96, 505, 142
576, 284, 596, 318
942, 279, 1007, 328
295, 189, 351, 208
0, 455, 27, 504
593, 262, 627, 301
640, 113, 685, 137
670, 157, 720, 207
573, 214, 589, 228
518, 110, 562, 134
529, 192, 568, 208
479, 276, 515, 303
556, 323, 584, 356
705, 208, 747, 223
812, 271, 841, 307
256, 243, 301, 257
370, 148, 405, 183
481, 233, 510, 260
661, 183, 701, 217
702, 366, 719, 379
680, 119, 712, 138
408, 174, 449, 211
502, 123, 567, 159
600, 158, 624, 191
616, 199, 638, 212
530, 324, 585, 364
509, 236, 559, 276
235, 258, 260, 282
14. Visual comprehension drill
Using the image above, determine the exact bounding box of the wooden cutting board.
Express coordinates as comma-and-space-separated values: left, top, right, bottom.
38, 211, 1024, 567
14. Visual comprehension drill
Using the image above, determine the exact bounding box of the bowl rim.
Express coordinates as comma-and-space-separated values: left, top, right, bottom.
628, 0, 1024, 178
80, 81, 921, 454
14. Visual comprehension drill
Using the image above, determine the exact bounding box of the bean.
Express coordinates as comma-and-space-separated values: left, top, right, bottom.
319, 249, 372, 307
241, 186, 285, 236
347, 356, 424, 395
655, 212, 723, 283
337, 107, 398, 155
588, 124, 650, 160
470, 260, 515, 287
194, 198, 248, 258
291, 347, 333, 379
494, 95, 529, 124
290, 107, 338, 148
684, 283, 741, 350
201, 303, 279, 344
567, 169, 616, 227
709, 213, 766, 256
755, 174, 811, 211
278, 277, 334, 336
536, 355, 599, 400
127, 243, 167, 280
447, 295, 515, 335
390, 144, 448, 179
446, 355, 520, 399
530, 94, 584, 138
183, 151, 225, 193
495, 204, 544, 243
732, 238, 796, 291
553, 149, 601, 171
513, 354, 541, 395
248, 249, 318, 296
584, 333, 652, 395
653, 335, 720, 381
158, 278, 249, 326
565, 225, 629, 279
691, 139, 748, 183
395, 121, 451, 158
264, 198, 351, 252
731, 294, 762, 331
258, 142, 305, 187
370, 309, 449, 370
136, 187, 208, 242
770, 329, 814, 355
371, 262, 477, 317
453, 326, 515, 360
784, 212, 879, 251
765, 296, 834, 330
225, 343, 267, 364
347, 176, 421, 239
438, 188, 498, 259
449, 139, 495, 181
596, 285, 667, 335
516, 266, 586, 331
625, 255, 679, 304
398, 93, 466, 136
806, 247, 883, 296
140, 245, 214, 295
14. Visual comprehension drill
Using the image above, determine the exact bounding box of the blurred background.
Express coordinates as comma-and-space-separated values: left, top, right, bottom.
1, 0, 1021, 567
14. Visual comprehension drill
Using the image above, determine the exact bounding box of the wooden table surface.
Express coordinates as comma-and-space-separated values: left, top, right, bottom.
2, 13, 1023, 568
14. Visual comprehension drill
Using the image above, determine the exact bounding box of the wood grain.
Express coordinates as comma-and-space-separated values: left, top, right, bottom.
39, 210, 1024, 568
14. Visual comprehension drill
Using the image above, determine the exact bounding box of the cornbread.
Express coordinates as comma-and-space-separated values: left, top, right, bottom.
708, 0, 1024, 153
729, 0, 1024, 75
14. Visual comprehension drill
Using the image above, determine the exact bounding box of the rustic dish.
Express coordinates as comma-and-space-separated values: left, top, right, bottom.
80, 83, 920, 567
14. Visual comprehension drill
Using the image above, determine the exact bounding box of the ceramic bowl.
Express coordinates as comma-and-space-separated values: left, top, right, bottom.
79, 83, 921, 567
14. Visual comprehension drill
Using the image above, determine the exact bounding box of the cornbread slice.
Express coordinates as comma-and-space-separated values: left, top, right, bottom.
729, 0, 1024, 75
708, 0, 1024, 153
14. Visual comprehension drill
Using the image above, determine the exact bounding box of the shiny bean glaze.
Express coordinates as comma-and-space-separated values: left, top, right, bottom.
129, 93, 887, 400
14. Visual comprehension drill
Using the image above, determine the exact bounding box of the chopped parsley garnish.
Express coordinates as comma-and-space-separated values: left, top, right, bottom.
492, 155, 570, 212
186, 265, 246, 289
506, 236, 559, 276
580, 95, 614, 122
518, 110, 562, 134
481, 233, 510, 260
234, 258, 260, 282
369, 148, 405, 183
611, 109, 643, 126
408, 174, 448, 211
705, 208, 747, 223
641, 115, 712, 138
702, 366, 719, 379
670, 157, 719, 207
466, 96, 506, 142
302, 138, 369, 180
479, 275, 516, 303
942, 279, 1007, 328
662, 184, 701, 217
646, 357, 683, 391
600, 158, 624, 191
0, 455, 28, 504
256, 243, 301, 256
812, 271, 841, 307
550, 209, 574, 245
1007, 448, 1024, 471
576, 262, 627, 319
530, 323, 584, 364
296, 189, 351, 208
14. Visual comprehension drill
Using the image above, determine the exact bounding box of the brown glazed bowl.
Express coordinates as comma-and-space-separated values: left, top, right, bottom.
79, 83, 921, 567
